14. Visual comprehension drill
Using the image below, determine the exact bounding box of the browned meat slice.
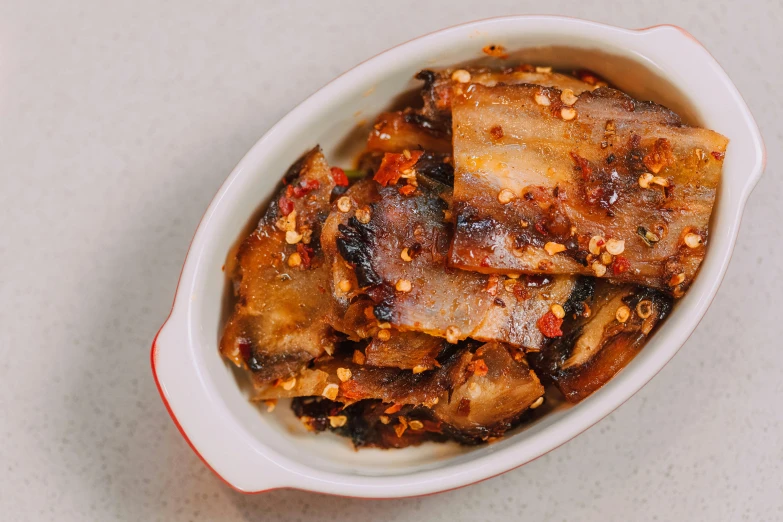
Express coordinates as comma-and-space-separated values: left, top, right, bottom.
449, 83, 728, 294
219, 147, 339, 384
432, 342, 544, 443
253, 345, 474, 408
416, 67, 594, 122
366, 110, 452, 155
320, 178, 380, 339
529, 281, 673, 402
365, 332, 446, 370
292, 398, 448, 449
359, 108, 454, 189
328, 165, 575, 349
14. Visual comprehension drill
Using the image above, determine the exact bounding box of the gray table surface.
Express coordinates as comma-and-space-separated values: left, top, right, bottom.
1, 1, 781, 520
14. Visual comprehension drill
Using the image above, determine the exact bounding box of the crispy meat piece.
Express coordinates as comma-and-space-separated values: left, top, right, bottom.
253, 345, 473, 407
418, 67, 594, 122
327, 169, 575, 349
530, 282, 673, 402
366, 110, 452, 154
220, 148, 337, 384
365, 331, 446, 370
320, 179, 381, 337
292, 398, 447, 449
450, 83, 728, 293
433, 342, 544, 443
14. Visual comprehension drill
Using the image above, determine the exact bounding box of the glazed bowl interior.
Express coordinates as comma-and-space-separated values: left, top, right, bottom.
163, 17, 762, 495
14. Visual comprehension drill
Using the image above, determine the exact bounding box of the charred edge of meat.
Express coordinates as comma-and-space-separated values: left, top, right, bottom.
415, 152, 454, 186
336, 216, 382, 287
247, 349, 314, 381
330, 185, 350, 200
622, 287, 674, 320
373, 296, 395, 323
293, 398, 447, 448
439, 405, 539, 446
562, 277, 596, 316
455, 210, 502, 241
403, 112, 451, 137
357, 151, 384, 177
527, 324, 584, 385
415, 69, 437, 90
588, 87, 684, 125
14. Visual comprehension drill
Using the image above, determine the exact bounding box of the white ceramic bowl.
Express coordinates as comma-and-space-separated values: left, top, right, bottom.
151, 16, 765, 498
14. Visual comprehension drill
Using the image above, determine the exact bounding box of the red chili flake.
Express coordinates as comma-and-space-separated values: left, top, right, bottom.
468, 359, 489, 376
340, 380, 365, 401
574, 69, 605, 86
291, 178, 320, 198
278, 196, 294, 216
643, 138, 674, 174
537, 311, 564, 338
486, 274, 499, 296
482, 44, 508, 59
711, 151, 725, 161
612, 255, 631, 275
512, 282, 530, 300
384, 403, 402, 414
534, 220, 548, 235
238, 339, 252, 362
296, 243, 314, 269
373, 151, 423, 186
489, 125, 504, 140
457, 398, 471, 416
569, 151, 593, 180
398, 184, 416, 196
330, 166, 349, 186
480, 256, 491, 267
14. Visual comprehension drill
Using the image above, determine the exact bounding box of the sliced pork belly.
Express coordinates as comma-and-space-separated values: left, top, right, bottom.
366, 110, 452, 155
326, 161, 575, 349
530, 282, 673, 402
364, 332, 446, 370
417, 67, 594, 122
450, 83, 728, 294
253, 345, 473, 408
220, 148, 339, 383
432, 342, 544, 443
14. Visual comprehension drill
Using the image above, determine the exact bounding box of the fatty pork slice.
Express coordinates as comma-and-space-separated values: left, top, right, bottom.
529, 281, 673, 403
364, 332, 446, 371
359, 110, 454, 187
328, 167, 575, 349
320, 178, 450, 371
432, 342, 544, 443
219, 147, 339, 384
366, 110, 452, 155
252, 344, 473, 408
417, 67, 594, 122
450, 83, 728, 294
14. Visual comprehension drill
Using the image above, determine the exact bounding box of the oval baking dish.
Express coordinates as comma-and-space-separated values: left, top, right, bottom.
151, 15, 764, 498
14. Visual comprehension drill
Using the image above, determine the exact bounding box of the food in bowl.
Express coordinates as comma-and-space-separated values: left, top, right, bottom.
220, 64, 728, 448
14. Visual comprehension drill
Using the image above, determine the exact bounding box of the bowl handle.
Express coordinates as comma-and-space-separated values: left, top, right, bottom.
151, 312, 293, 494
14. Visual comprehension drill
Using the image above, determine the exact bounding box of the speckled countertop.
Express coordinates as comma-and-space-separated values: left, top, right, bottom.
1, 1, 781, 520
